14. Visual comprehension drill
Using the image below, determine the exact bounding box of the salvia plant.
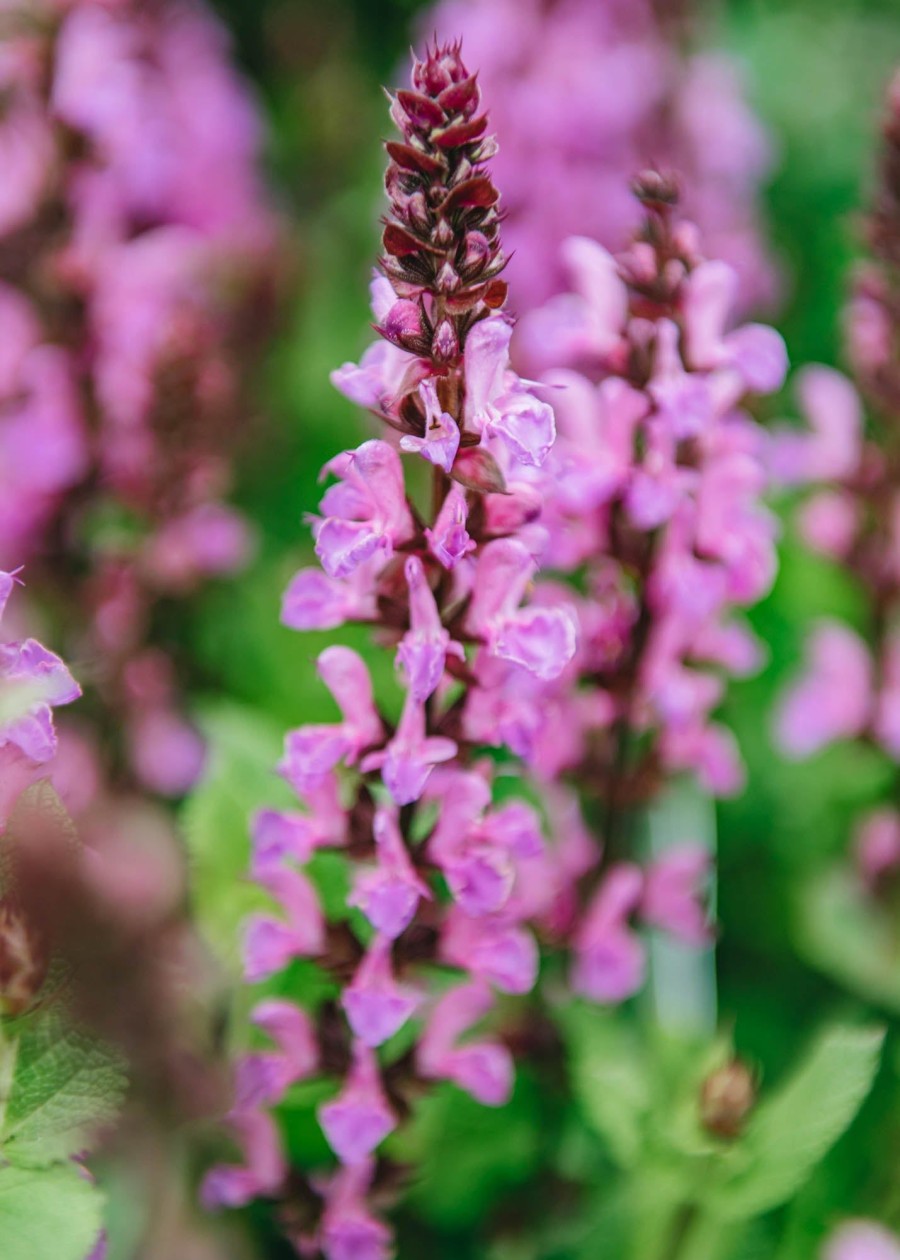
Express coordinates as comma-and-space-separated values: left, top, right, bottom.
196, 39, 889, 1260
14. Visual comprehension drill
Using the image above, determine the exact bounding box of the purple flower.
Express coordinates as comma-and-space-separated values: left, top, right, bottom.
396, 556, 464, 701
776, 622, 872, 759
400, 379, 460, 473
640, 844, 712, 947
318, 1042, 397, 1166
823, 1222, 900, 1260
313, 441, 415, 579
572, 865, 646, 1004
418, 980, 513, 1107
342, 937, 419, 1047
348, 806, 431, 940
425, 483, 476, 569
361, 692, 457, 806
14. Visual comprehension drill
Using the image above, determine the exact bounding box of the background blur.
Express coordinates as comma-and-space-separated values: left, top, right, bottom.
162, 0, 900, 1254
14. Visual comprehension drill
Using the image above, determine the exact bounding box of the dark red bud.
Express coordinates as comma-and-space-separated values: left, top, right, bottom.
462, 231, 492, 272
383, 223, 432, 258
440, 177, 499, 214
396, 88, 446, 130
434, 219, 454, 248
407, 191, 430, 232
433, 116, 489, 150
385, 141, 445, 178
438, 73, 480, 118
699, 1060, 756, 1141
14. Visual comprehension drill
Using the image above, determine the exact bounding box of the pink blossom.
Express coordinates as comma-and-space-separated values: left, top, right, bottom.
348, 806, 431, 940
640, 845, 712, 946
823, 1222, 900, 1260
396, 556, 464, 701
400, 379, 460, 473
776, 622, 872, 758
417, 980, 514, 1106
572, 866, 646, 1004
318, 1043, 397, 1166
361, 692, 457, 807
314, 441, 416, 579
342, 937, 419, 1048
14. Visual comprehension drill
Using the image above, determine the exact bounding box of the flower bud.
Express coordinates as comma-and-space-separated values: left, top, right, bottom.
699, 1059, 755, 1140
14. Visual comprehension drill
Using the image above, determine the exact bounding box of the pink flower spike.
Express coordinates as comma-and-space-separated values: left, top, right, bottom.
348, 805, 430, 939
396, 556, 463, 701
361, 691, 457, 806
318, 1042, 397, 1166
342, 937, 419, 1047
572, 864, 646, 1004
641, 844, 712, 946
400, 379, 460, 473
425, 483, 476, 569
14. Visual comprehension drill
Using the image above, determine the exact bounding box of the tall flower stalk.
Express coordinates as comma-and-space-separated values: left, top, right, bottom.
497, 173, 788, 1002
204, 41, 577, 1258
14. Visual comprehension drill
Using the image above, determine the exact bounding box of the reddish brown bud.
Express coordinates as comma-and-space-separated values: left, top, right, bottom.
439, 178, 499, 214
438, 73, 480, 118
433, 115, 489, 150
383, 223, 432, 258
384, 141, 444, 179
483, 279, 508, 309
699, 1059, 756, 1140
396, 89, 445, 131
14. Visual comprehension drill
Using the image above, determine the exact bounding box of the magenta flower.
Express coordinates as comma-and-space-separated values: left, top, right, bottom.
342, 937, 419, 1048
313, 441, 416, 579
318, 1042, 397, 1166
776, 622, 872, 759
572, 865, 646, 1004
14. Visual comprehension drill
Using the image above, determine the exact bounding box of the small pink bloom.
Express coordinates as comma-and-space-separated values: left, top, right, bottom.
318, 1161, 393, 1260
318, 1042, 397, 1166
776, 622, 872, 758
361, 692, 457, 806
280, 647, 383, 791
342, 937, 418, 1047
348, 806, 431, 940
572, 865, 646, 1004
400, 378, 460, 473
854, 810, 900, 891
313, 440, 414, 579
396, 556, 464, 701
425, 483, 475, 569
243, 867, 325, 980
641, 844, 712, 946
823, 1222, 900, 1260
417, 980, 514, 1106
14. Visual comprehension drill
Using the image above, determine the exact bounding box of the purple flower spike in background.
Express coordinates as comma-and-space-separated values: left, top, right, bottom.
423, 0, 779, 315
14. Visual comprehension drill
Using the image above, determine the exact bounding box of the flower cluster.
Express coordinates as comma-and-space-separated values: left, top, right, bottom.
204, 42, 580, 1257
423, 0, 779, 314
511, 173, 788, 1001
0, 0, 277, 804
773, 72, 900, 900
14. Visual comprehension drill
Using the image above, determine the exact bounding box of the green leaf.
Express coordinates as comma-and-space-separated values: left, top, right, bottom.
795, 866, 900, 1013
0, 1012, 126, 1168
0, 1162, 104, 1260
566, 1006, 650, 1169
709, 1025, 884, 1220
